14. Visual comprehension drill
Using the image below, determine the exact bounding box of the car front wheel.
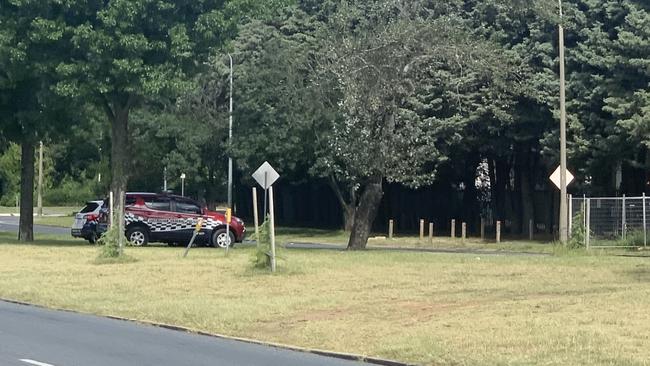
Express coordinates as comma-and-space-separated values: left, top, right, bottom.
126, 226, 149, 246
212, 229, 235, 248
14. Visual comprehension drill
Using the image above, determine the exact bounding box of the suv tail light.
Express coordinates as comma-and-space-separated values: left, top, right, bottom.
85, 213, 99, 221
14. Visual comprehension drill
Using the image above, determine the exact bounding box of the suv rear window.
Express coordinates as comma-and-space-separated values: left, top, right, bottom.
80, 202, 99, 213
144, 197, 171, 211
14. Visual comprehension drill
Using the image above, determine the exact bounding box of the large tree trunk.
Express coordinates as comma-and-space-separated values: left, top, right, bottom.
106, 97, 132, 254
342, 204, 356, 232
347, 176, 383, 250
18, 139, 35, 242
328, 176, 356, 231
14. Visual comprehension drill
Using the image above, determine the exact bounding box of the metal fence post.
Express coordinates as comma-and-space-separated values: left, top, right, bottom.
641, 192, 648, 247
586, 198, 590, 250
622, 194, 626, 240
568, 194, 573, 238
581, 199, 586, 247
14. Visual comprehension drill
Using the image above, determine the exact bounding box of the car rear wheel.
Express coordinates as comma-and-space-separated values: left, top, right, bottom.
212, 229, 235, 248
86, 232, 97, 244
126, 226, 149, 246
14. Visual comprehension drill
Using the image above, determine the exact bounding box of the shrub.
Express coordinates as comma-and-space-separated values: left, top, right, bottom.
568, 209, 586, 249
43, 177, 104, 206
251, 219, 284, 270
96, 224, 123, 259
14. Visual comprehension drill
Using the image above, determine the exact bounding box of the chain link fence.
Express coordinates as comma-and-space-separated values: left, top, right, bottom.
570, 195, 649, 248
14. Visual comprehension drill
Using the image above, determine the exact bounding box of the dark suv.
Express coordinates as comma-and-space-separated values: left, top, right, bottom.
98, 192, 245, 247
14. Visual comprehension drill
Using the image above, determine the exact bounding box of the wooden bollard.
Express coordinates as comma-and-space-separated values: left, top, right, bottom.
451, 219, 456, 238
461, 222, 467, 241
419, 219, 425, 240
496, 221, 501, 243
389, 219, 394, 239
429, 223, 434, 243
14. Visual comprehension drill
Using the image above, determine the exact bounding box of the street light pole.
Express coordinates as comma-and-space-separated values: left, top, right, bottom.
227, 54, 233, 210
558, 0, 568, 244
37, 141, 43, 217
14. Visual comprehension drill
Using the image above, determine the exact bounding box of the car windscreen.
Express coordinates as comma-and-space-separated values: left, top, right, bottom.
80, 202, 99, 213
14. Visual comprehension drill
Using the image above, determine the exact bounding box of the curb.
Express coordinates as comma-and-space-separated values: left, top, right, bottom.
0, 297, 415, 366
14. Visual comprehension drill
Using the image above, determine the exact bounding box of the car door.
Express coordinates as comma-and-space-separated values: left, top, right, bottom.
172, 198, 206, 244
140, 196, 178, 242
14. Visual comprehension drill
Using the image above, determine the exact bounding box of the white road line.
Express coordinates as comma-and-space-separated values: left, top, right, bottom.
19, 359, 56, 366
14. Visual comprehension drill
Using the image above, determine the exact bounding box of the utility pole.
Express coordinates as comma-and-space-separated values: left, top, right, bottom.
227, 53, 234, 209
163, 167, 167, 191
558, 0, 568, 244
37, 141, 44, 217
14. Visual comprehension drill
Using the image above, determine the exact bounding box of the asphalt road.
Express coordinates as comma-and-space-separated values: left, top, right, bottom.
0, 300, 371, 366
0, 216, 69, 236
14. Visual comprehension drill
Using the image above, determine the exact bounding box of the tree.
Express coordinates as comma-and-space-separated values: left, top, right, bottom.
0, 0, 72, 241
54, 0, 277, 251
567, 0, 650, 195
317, 0, 521, 249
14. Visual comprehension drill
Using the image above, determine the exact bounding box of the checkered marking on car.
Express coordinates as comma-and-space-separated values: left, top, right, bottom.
125, 213, 223, 232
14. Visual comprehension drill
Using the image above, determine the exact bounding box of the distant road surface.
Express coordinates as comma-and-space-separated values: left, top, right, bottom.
0, 300, 371, 366
0, 216, 69, 236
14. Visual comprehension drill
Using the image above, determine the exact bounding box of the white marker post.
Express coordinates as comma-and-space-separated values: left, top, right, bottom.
252, 187, 260, 247
268, 186, 277, 272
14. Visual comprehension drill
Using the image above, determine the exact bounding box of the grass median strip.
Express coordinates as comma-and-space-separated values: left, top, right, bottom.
1, 233, 649, 365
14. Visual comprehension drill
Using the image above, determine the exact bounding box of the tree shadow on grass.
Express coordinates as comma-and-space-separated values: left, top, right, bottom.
622, 265, 650, 282
0, 232, 88, 247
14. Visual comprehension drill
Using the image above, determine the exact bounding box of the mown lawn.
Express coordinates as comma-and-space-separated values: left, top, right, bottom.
0, 232, 649, 365
0, 206, 78, 215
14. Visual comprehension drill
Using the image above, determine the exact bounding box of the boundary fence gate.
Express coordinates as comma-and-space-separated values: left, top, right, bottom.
570, 195, 649, 249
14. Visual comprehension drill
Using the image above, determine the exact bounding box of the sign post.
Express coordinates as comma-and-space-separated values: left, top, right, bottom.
549, 165, 575, 242
225, 208, 232, 256
252, 162, 280, 272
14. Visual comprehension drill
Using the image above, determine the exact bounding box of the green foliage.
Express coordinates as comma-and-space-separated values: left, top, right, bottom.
0, 143, 21, 206
251, 219, 284, 269
568, 209, 587, 249
97, 224, 123, 259
252, 220, 272, 269
621, 231, 646, 247
43, 177, 103, 206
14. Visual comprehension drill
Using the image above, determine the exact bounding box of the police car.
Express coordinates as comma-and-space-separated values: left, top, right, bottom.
110, 192, 245, 247
71, 200, 104, 243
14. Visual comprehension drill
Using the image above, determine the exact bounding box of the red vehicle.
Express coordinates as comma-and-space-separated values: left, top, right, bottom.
112, 192, 245, 247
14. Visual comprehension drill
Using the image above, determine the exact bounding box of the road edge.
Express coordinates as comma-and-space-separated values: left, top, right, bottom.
0, 297, 414, 366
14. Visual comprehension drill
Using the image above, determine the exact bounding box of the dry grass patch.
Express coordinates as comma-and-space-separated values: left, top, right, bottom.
275, 227, 554, 254
0, 233, 649, 365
